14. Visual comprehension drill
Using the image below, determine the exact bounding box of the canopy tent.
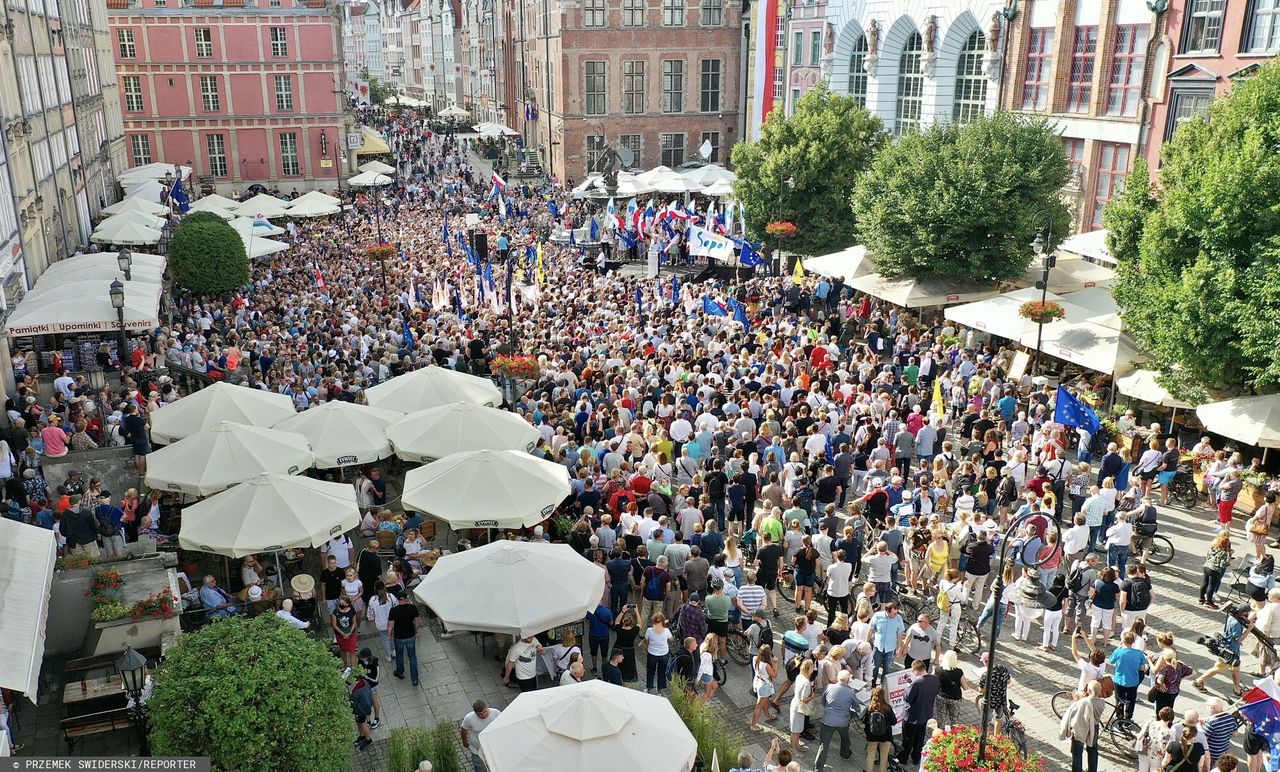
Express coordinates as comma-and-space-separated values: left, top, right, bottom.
803, 245, 873, 282
1058, 228, 1116, 265
244, 236, 290, 259
284, 198, 341, 218
96, 210, 168, 233
389, 94, 429, 107
652, 175, 703, 195
700, 179, 734, 198
229, 216, 286, 238
0, 520, 56, 703
89, 220, 162, 245
1115, 369, 1194, 409
273, 401, 401, 467
355, 127, 392, 155
414, 540, 606, 638
148, 381, 297, 444
439, 105, 470, 119
363, 366, 501, 413
121, 179, 170, 205
183, 198, 234, 219
347, 171, 394, 188
1057, 285, 1118, 318
386, 401, 541, 463
477, 681, 697, 772
1015, 254, 1116, 294
359, 160, 396, 174
178, 473, 360, 557
232, 193, 290, 218
191, 193, 242, 210
846, 271, 1001, 308
1196, 394, 1280, 450
38, 252, 166, 285
145, 421, 314, 496
116, 163, 192, 185
1016, 318, 1145, 376
584, 172, 654, 200
289, 190, 341, 207
101, 196, 170, 217
471, 121, 518, 138
944, 287, 1079, 340
3, 279, 161, 335
635, 166, 677, 186
679, 164, 735, 187
401, 449, 571, 530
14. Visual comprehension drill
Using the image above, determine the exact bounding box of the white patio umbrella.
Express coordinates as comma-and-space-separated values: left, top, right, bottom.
38, 252, 167, 284
177, 473, 360, 557
285, 198, 341, 218
101, 196, 169, 217
1197, 394, 1280, 457
414, 540, 605, 637
680, 164, 735, 186
363, 366, 501, 413
144, 421, 313, 496
359, 160, 396, 174
401, 449, 571, 530
477, 680, 697, 772
97, 210, 167, 232
439, 105, 469, 119
348, 171, 394, 188
185, 198, 235, 219
288, 190, 341, 207
386, 401, 540, 462
471, 121, 518, 137
1115, 370, 1194, 409
229, 216, 286, 238
273, 401, 401, 467
149, 381, 297, 444
244, 236, 290, 259
90, 221, 162, 245
232, 193, 290, 218
701, 179, 734, 198
193, 193, 243, 211
117, 162, 192, 184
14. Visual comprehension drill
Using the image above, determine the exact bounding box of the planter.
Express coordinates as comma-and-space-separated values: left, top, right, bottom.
1194, 469, 1206, 492
1236, 482, 1266, 517
1118, 434, 1140, 463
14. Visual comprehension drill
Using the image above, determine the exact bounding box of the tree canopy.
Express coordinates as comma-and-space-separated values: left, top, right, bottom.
148, 615, 354, 771
169, 211, 249, 295
730, 85, 886, 256
852, 112, 1070, 282
1107, 60, 1280, 396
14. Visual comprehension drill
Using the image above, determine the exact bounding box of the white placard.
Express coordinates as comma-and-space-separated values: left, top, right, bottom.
885, 668, 920, 733
687, 224, 735, 261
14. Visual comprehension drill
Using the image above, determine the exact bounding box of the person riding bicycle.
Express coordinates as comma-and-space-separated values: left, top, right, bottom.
977, 651, 1013, 734
1131, 497, 1159, 565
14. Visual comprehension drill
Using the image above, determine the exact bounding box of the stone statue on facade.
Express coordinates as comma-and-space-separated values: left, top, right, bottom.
922, 15, 938, 75
984, 12, 1004, 80
820, 21, 836, 80
865, 19, 880, 74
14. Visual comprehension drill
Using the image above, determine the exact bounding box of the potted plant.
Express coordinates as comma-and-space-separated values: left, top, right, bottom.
667, 676, 742, 769
1239, 470, 1271, 514
920, 726, 1044, 771
130, 588, 177, 621
365, 243, 398, 261
764, 220, 798, 239
1018, 300, 1066, 325
86, 567, 125, 604
490, 354, 541, 379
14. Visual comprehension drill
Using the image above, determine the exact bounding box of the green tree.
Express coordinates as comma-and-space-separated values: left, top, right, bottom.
730, 85, 886, 256
148, 615, 354, 771
1108, 60, 1280, 395
852, 112, 1070, 282
169, 211, 249, 295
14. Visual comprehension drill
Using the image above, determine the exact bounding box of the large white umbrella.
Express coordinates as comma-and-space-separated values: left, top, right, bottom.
401, 449, 571, 530
97, 210, 167, 232
359, 160, 396, 174
145, 421, 313, 496
177, 473, 360, 557
232, 193, 291, 218
185, 198, 235, 219
1197, 394, 1280, 451
193, 193, 242, 211
386, 401, 540, 462
273, 401, 401, 467
471, 121, 518, 137
149, 381, 297, 444
700, 179, 734, 198
478, 680, 697, 772
229, 216, 286, 238
101, 196, 169, 217
415, 540, 605, 637
1115, 370, 1194, 409
680, 164, 735, 186
90, 221, 161, 245
244, 236, 290, 259
117, 162, 192, 185
285, 198, 341, 218
439, 105, 470, 119
348, 171, 394, 188
363, 366, 501, 414
289, 190, 341, 207
39, 252, 167, 284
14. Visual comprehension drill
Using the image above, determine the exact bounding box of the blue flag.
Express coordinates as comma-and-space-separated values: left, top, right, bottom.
589, 216, 600, 242
548, 200, 559, 219
702, 295, 727, 316
169, 177, 190, 213
401, 319, 414, 351
739, 240, 764, 268
452, 287, 464, 317
729, 297, 750, 329
525, 245, 537, 266
618, 229, 636, 250
671, 274, 679, 306
1054, 386, 1101, 434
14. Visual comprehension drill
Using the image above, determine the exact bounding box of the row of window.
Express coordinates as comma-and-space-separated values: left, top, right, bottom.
1022, 25, 1146, 116
579, 0, 723, 28
791, 29, 825, 68
123, 74, 296, 113
582, 59, 721, 116
117, 26, 290, 59
14, 55, 73, 117
584, 131, 720, 172
1185, 0, 1280, 53
129, 132, 302, 177
0, 143, 15, 243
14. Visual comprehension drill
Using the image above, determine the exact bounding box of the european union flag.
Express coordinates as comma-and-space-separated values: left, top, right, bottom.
618, 229, 636, 250
548, 201, 559, 219
1054, 386, 1101, 433
671, 274, 679, 306
729, 297, 750, 329
589, 216, 599, 242
702, 295, 727, 316
401, 319, 414, 351
525, 245, 537, 266
739, 240, 764, 268
169, 178, 190, 213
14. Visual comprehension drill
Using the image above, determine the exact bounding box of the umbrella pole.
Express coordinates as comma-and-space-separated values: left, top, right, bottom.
274, 550, 284, 594
1168, 406, 1177, 438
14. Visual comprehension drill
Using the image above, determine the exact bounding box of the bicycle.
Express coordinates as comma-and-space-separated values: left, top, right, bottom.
1127, 534, 1175, 566
975, 696, 1029, 759
1050, 688, 1140, 759
712, 656, 727, 685
726, 628, 753, 665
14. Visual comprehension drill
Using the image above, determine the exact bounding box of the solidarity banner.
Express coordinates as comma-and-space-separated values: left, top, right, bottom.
687, 224, 735, 261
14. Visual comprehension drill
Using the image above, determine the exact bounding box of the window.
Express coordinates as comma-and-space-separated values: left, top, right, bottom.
586, 135, 607, 173
130, 134, 151, 166
1062, 137, 1086, 187
662, 59, 684, 113
1092, 142, 1130, 227
199, 75, 220, 111
206, 133, 228, 177
1067, 26, 1097, 113
810, 31, 821, 66
274, 75, 294, 110
117, 28, 135, 58
33, 141, 51, 181
123, 75, 143, 112
662, 0, 683, 27
618, 133, 641, 168
774, 25, 784, 50
895, 32, 924, 135
847, 35, 868, 107
701, 0, 721, 26
195, 28, 213, 58
270, 26, 288, 57
699, 131, 720, 163
660, 132, 685, 167
793, 31, 803, 63
1248, 0, 1280, 51
699, 59, 721, 112
1167, 90, 1213, 137
0, 142, 15, 242
953, 31, 987, 124
623, 60, 646, 114
623, 0, 643, 26
1107, 25, 1147, 117
773, 66, 783, 99
280, 132, 300, 176
583, 0, 605, 28
1021, 27, 1054, 110
1184, 0, 1225, 52
17, 57, 40, 115
49, 131, 66, 169
584, 60, 606, 115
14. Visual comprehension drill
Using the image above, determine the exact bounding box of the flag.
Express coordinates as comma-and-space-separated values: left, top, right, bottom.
589, 216, 599, 243
642, 199, 656, 235
932, 376, 945, 417
729, 297, 750, 329
626, 198, 638, 229
618, 229, 636, 250
635, 285, 643, 312
739, 239, 764, 268
491, 171, 506, 192
738, 200, 747, 235
791, 257, 805, 285
169, 176, 190, 213
702, 295, 727, 316
452, 284, 464, 316
1239, 681, 1280, 749
314, 262, 326, 290
569, 226, 576, 246
725, 200, 736, 235
824, 431, 835, 466
671, 274, 679, 306
498, 195, 507, 222
252, 213, 271, 229
607, 198, 618, 228
401, 319, 414, 351
548, 200, 559, 219
1054, 386, 1101, 433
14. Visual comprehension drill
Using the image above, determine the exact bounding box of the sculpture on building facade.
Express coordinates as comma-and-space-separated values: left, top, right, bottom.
865, 18, 880, 74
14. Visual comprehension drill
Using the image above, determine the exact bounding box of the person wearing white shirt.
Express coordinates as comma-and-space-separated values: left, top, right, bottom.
1062, 514, 1090, 564
276, 599, 311, 630
321, 533, 355, 570
670, 417, 693, 443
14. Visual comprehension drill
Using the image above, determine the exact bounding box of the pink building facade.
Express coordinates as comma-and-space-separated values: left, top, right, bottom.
108, 0, 347, 193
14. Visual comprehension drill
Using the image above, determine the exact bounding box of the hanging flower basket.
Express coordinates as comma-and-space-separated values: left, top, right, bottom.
765, 221, 798, 238
921, 726, 1045, 772
1018, 300, 1066, 324
491, 355, 540, 379
365, 243, 397, 261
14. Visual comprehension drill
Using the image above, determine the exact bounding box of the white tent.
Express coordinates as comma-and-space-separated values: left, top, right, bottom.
193, 193, 242, 211
149, 381, 297, 444
121, 179, 170, 205
1057, 285, 1118, 318
101, 196, 170, 217
38, 252, 166, 285
0, 519, 56, 703
803, 245, 873, 282
651, 173, 702, 195
273, 401, 401, 467
679, 164, 735, 187
1017, 318, 1145, 376
285, 198, 341, 218
944, 287, 1079, 340
363, 366, 501, 414
472, 121, 518, 137
478, 681, 697, 772
97, 210, 167, 232
401, 449, 571, 530
386, 401, 541, 462
347, 171, 394, 188
636, 166, 677, 186
1115, 370, 1194, 409
359, 160, 396, 174
439, 105, 470, 119
232, 193, 291, 218
3, 281, 161, 335
185, 198, 235, 219
846, 271, 1000, 308
178, 473, 360, 557
1197, 394, 1280, 450
289, 190, 341, 207
145, 421, 314, 496
1059, 228, 1115, 265
244, 236, 290, 259
1015, 254, 1116, 294
90, 220, 162, 245
414, 540, 606, 637
117, 162, 192, 185
700, 179, 734, 198
229, 216, 286, 238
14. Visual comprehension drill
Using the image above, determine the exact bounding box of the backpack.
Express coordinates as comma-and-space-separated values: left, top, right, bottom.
1128, 579, 1152, 610
757, 620, 774, 649
1067, 564, 1087, 594
868, 708, 890, 737
942, 453, 960, 475
643, 569, 664, 601
937, 582, 954, 613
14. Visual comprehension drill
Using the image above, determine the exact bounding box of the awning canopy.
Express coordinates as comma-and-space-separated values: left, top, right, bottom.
229, 216, 286, 238
803, 245, 873, 282
101, 197, 169, 217
359, 160, 396, 175
1197, 394, 1280, 449
1058, 229, 1115, 265
1115, 369, 1195, 409
439, 105, 470, 119
89, 220, 162, 245
944, 286, 1075, 339
38, 252, 166, 285
847, 271, 1001, 308
348, 171, 394, 188
471, 122, 518, 138
232, 193, 290, 219
244, 236, 290, 259
3, 254, 166, 335
285, 199, 341, 218
1015, 254, 1116, 294
356, 127, 392, 155
679, 164, 735, 187
289, 190, 341, 208
0, 519, 56, 702
1017, 318, 1145, 376
185, 198, 234, 219
97, 210, 167, 233
117, 163, 192, 185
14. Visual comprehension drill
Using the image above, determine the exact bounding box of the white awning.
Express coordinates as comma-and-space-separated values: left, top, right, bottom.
117, 163, 193, 185
803, 245, 873, 282
1058, 229, 1115, 265
846, 271, 1000, 308
38, 252, 166, 285
944, 286, 1074, 339
1015, 254, 1116, 294
1017, 318, 1146, 376
3, 254, 166, 335
0, 519, 57, 702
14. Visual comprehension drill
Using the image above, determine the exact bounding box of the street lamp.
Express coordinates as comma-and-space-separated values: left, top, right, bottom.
116, 246, 132, 281
1029, 229, 1056, 376
776, 175, 795, 276
115, 645, 151, 755
109, 279, 128, 369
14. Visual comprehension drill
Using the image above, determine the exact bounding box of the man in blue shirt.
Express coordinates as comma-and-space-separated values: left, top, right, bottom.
584, 603, 614, 675
812, 670, 857, 770
870, 604, 905, 685
1107, 630, 1148, 721
998, 390, 1018, 424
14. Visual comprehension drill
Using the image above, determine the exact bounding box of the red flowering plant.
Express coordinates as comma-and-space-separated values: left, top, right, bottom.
765, 221, 798, 238
86, 567, 124, 603
921, 726, 1044, 772
491, 355, 540, 379
130, 588, 177, 621
1018, 300, 1066, 324
364, 243, 397, 261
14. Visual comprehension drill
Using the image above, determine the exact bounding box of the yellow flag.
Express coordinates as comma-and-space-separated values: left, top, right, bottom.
791, 257, 804, 285
535, 243, 545, 285
932, 375, 945, 417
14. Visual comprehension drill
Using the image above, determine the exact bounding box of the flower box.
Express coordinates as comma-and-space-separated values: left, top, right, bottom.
765, 221, 798, 238
1018, 300, 1066, 324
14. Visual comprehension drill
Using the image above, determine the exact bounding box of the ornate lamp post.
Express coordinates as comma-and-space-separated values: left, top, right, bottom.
109, 279, 128, 369
116, 646, 151, 755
